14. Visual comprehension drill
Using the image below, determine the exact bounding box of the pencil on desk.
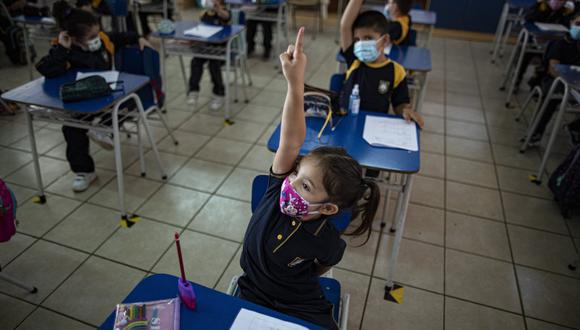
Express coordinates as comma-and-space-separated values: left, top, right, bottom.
331, 117, 344, 131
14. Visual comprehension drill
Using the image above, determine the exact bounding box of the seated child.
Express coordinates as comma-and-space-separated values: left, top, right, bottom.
238, 28, 381, 330
186, 0, 230, 110
385, 0, 413, 45
527, 14, 580, 146
35, 0, 151, 192
340, 0, 424, 127
246, 8, 277, 60
514, 0, 575, 91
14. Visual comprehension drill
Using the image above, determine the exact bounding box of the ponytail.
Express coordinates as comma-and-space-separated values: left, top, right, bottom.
344, 178, 380, 245
305, 147, 381, 246
52, 0, 98, 39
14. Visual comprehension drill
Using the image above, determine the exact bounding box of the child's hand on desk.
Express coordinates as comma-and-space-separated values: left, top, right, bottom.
58, 31, 72, 49
402, 106, 425, 129
280, 27, 307, 87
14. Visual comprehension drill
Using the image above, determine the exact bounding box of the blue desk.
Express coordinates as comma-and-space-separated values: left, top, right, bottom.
267, 113, 420, 173
2, 71, 148, 113
501, 22, 568, 107
491, 0, 537, 63
98, 274, 325, 330
154, 21, 246, 124
267, 111, 420, 298
0, 71, 166, 223
521, 65, 580, 183
12, 15, 57, 81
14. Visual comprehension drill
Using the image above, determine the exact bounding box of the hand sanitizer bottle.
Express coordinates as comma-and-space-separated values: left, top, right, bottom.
349, 84, 360, 115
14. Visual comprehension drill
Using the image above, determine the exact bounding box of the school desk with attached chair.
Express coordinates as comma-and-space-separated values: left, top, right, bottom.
10, 14, 57, 81
520, 64, 580, 184
490, 0, 536, 64
336, 45, 432, 114
267, 112, 421, 304
98, 273, 327, 329
500, 21, 568, 108
0, 71, 167, 226
226, 0, 290, 63
153, 21, 246, 126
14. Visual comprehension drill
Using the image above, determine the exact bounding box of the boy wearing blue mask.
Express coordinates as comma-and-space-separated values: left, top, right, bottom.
526, 15, 580, 146
339, 0, 424, 127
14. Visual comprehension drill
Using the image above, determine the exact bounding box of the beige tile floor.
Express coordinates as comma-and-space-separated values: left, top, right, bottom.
1, 12, 580, 330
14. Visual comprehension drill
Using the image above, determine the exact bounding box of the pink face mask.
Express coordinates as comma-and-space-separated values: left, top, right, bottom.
279, 177, 323, 219
548, 0, 565, 11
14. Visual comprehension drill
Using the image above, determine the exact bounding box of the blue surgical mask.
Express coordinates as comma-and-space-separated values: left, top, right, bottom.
354, 40, 380, 63
571, 26, 580, 40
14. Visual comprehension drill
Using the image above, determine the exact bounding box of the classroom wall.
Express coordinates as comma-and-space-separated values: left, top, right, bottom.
429, 0, 506, 33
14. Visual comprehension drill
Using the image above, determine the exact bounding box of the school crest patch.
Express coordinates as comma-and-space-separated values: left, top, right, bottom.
288, 257, 305, 268
378, 80, 389, 94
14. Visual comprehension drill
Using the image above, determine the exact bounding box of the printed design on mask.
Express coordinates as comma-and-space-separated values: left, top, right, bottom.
279, 177, 310, 218
287, 257, 305, 268
378, 80, 390, 94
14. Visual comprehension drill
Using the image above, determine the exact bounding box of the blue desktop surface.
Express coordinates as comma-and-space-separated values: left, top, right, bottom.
153, 21, 245, 44
336, 45, 432, 72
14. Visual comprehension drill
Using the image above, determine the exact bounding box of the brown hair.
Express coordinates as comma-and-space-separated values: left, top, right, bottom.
306, 146, 380, 244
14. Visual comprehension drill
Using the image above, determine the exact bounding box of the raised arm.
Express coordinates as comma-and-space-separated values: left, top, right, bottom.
273, 27, 307, 175
340, 0, 364, 51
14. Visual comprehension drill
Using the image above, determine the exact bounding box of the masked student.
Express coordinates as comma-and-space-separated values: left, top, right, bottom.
339, 0, 424, 126
513, 0, 576, 93
238, 27, 380, 330
525, 15, 580, 146
384, 0, 413, 45
186, 0, 230, 110
35, 0, 151, 192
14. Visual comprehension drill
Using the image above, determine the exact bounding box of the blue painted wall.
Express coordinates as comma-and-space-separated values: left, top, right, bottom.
430, 0, 507, 33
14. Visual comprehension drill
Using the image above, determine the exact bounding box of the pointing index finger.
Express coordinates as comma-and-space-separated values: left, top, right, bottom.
294, 27, 304, 55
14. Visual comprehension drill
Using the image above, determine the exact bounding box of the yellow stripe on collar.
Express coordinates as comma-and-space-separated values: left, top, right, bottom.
98, 31, 115, 56
394, 15, 410, 45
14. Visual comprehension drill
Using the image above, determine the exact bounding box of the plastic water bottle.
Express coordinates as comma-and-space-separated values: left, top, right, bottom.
349, 84, 360, 115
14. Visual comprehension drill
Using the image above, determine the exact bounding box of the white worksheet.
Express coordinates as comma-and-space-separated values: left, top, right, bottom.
534, 22, 569, 32
363, 115, 418, 151
76, 70, 120, 89
184, 25, 223, 38
230, 309, 308, 330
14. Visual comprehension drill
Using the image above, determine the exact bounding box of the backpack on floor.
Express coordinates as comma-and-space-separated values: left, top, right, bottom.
1, 24, 36, 65
548, 144, 580, 218
0, 179, 17, 242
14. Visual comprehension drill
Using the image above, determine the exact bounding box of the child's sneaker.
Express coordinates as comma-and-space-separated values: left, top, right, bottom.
72, 172, 97, 192
187, 91, 199, 106
87, 130, 114, 150
210, 95, 224, 111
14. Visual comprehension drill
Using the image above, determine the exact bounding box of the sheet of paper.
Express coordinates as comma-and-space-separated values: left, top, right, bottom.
230, 309, 308, 330
363, 115, 418, 151
183, 25, 223, 38
76, 70, 120, 90
534, 22, 569, 32
384, 44, 392, 55
41, 17, 55, 24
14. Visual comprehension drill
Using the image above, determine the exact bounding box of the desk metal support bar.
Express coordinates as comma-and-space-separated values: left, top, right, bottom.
25, 108, 46, 203
385, 174, 414, 290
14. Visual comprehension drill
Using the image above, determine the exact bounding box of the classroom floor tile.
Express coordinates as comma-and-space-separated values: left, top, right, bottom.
188, 195, 252, 242
517, 266, 580, 329
2, 18, 580, 330
0, 240, 87, 304
361, 278, 444, 330
42, 256, 146, 326
446, 211, 512, 261
444, 297, 525, 330
445, 249, 521, 313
